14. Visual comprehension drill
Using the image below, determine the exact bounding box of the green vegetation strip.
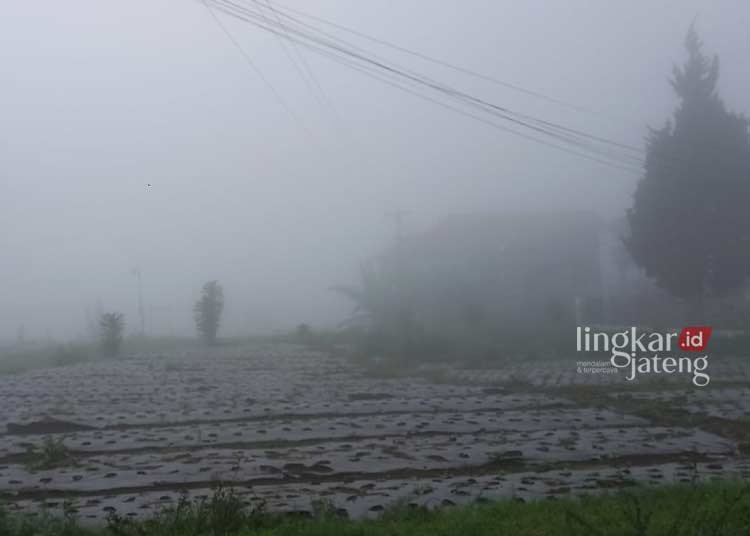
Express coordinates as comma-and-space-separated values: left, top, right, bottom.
3, 481, 750, 535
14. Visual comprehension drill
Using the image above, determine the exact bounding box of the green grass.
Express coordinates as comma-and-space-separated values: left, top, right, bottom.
23, 436, 74, 471
3, 481, 750, 535
0, 344, 95, 375
0, 334, 322, 376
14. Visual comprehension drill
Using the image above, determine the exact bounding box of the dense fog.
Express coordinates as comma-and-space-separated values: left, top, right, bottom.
4, 3, 750, 531
2, 0, 749, 341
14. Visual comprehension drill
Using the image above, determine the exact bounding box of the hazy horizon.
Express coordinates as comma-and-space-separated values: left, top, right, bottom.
2, 0, 749, 341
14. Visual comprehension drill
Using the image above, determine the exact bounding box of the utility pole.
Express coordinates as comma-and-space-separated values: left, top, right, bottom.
131, 267, 146, 336
385, 209, 409, 245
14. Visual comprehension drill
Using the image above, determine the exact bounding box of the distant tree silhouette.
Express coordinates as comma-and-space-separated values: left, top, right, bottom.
99, 312, 125, 356
194, 281, 224, 345
295, 323, 312, 340
626, 26, 750, 317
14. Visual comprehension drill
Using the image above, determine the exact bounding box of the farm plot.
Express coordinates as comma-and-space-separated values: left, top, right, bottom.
9, 459, 750, 523
0, 345, 746, 524
612, 387, 750, 421
447, 356, 750, 388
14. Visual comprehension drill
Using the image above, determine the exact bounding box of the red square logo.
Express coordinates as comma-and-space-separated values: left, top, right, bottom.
678, 327, 712, 352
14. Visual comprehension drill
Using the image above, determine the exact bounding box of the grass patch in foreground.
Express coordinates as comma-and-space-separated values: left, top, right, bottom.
3, 481, 750, 535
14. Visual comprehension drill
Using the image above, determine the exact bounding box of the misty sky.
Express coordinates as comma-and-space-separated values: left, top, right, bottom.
1, 1, 748, 341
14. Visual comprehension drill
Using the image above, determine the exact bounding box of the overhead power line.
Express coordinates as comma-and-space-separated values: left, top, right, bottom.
202, 0, 313, 138
263, 0, 342, 127
200, 0, 646, 173
256, 0, 612, 118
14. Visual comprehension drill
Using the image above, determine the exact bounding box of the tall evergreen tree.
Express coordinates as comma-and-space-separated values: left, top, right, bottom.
626, 26, 750, 316
194, 281, 224, 345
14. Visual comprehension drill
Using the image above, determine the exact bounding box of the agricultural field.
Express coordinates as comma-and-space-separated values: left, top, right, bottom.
1, 344, 749, 525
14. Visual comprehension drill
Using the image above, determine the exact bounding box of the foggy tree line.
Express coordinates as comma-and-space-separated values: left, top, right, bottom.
97, 280, 224, 356
29, 28, 748, 362
332, 27, 750, 359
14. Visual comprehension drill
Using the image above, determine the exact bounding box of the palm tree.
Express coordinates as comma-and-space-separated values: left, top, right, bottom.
331, 260, 418, 356
330, 261, 395, 328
